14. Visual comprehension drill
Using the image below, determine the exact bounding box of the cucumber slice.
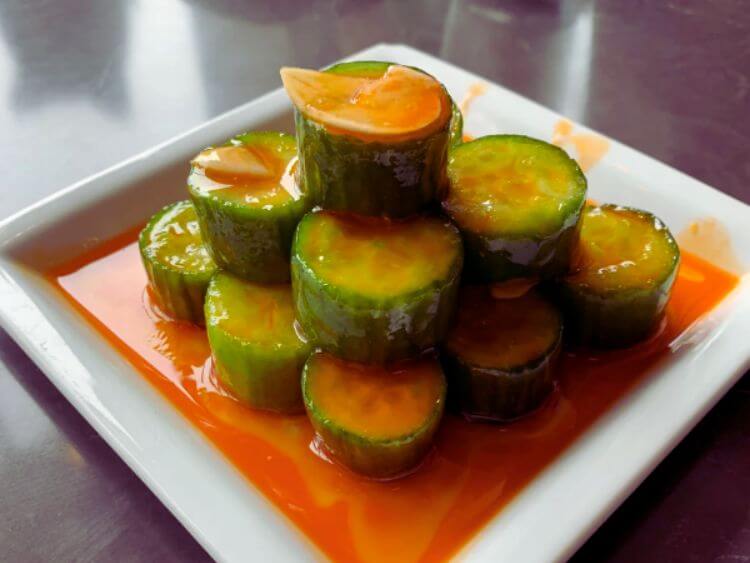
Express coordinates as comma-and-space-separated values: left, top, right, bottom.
205, 271, 311, 413
288, 61, 455, 217
188, 131, 311, 282
444, 135, 587, 282
292, 210, 463, 364
138, 200, 216, 324
442, 286, 562, 422
302, 351, 446, 479
559, 204, 680, 348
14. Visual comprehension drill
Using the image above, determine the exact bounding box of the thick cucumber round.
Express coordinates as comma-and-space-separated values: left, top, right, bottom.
139, 200, 216, 325
293, 61, 454, 217
302, 351, 446, 479
442, 286, 562, 421
560, 204, 680, 348
188, 131, 311, 282
205, 271, 311, 413
443, 135, 587, 282
292, 211, 463, 364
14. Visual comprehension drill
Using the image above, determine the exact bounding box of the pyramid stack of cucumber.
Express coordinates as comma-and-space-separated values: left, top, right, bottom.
139, 61, 680, 479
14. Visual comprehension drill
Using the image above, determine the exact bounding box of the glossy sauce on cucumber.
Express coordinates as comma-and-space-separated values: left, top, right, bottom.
188, 131, 311, 282
444, 135, 587, 281
561, 204, 680, 347
567, 205, 679, 292
292, 211, 463, 363
51, 232, 737, 563
297, 211, 459, 298
289, 62, 454, 218
303, 352, 445, 478
282, 64, 450, 142
190, 140, 302, 205
138, 200, 216, 324
205, 272, 310, 413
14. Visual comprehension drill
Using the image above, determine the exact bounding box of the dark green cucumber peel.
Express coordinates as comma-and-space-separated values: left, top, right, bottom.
138, 200, 216, 325
188, 131, 311, 282
291, 213, 464, 364
302, 353, 447, 479
559, 205, 680, 348
442, 288, 563, 422
205, 272, 311, 413
295, 61, 457, 217
445, 135, 587, 282
442, 336, 561, 422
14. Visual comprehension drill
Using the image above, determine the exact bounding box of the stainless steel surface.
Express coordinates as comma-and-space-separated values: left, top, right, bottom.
1, 1, 749, 561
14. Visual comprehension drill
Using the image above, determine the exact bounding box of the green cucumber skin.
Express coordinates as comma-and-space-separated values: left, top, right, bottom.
295, 110, 450, 218
462, 208, 584, 282
291, 216, 464, 364
559, 265, 679, 348
207, 325, 309, 414
302, 358, 446, 479
447, 134, 587, 282
138, 201, 215, 325
189, 190, 309, 282
559, 206, 681, 348
140, 255, 212, 325
442, 338, 561, 422
204, 278, 311, 414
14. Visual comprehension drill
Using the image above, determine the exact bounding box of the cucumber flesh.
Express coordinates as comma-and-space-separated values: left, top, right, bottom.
139, 200, 216, 324
205, 271, 311, 413
443, 286, 562, 421
302, 351, 446, 479
444, 134, 587, 281
188, 131, 311, 282
560, 204, 680, 347
292, 211, 463, 364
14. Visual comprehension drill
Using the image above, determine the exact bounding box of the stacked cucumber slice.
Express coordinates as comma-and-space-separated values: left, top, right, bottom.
188, 131, 311, 282
292, 211, 463, 364
138, 60, 681, 480
559, 204, 680, 347
205, 272, 311, 413
139, 200, 216, 325
444, 135, 587, 282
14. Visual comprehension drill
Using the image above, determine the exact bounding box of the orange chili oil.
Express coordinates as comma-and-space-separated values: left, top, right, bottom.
49, 230, 738, 563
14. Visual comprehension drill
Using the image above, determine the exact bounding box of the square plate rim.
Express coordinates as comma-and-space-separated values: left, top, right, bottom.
1, 43, 749, 563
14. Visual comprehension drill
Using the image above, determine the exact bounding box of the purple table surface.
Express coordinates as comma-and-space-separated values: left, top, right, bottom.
1, 1, 749, 561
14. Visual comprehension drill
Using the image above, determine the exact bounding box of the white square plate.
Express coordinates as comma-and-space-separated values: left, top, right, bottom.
1, 44, 749, 563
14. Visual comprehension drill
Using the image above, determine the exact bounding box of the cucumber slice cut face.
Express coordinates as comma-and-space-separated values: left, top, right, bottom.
287, 61, 455, 218
139, 200, 216, 325
188, 131, 311, 282
443, 286, 562, 422
205, 271, 311, 413
560, 204, 680, 348
444, 135, 587, 282
292, 211, 463, 364
302, 351, 446, 479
